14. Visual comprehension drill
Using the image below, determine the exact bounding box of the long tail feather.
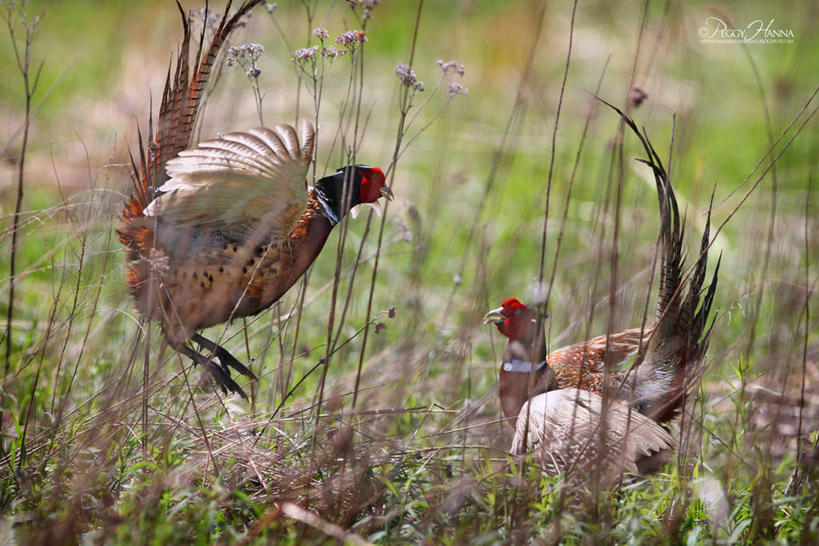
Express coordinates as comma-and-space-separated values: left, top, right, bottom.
598, 98, 719, 423
122, 0, 263, 223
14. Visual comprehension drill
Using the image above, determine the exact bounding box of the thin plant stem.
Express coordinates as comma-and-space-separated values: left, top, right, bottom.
4, 5, 43, 378
352, 0, 425, 409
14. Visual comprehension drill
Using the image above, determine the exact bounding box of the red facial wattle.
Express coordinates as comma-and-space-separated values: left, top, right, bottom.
359, 167, 386, 203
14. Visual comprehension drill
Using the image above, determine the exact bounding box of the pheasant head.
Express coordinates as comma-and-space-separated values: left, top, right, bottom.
482, 297, 538, 343
315, 165, 392, 224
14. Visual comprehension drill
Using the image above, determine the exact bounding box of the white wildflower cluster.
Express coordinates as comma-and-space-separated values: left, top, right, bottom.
292, 46, 319, 62
437, 59, 468, 96
292, 28, 360, 70
226, 43, 265, 79
437, 59, 465, 76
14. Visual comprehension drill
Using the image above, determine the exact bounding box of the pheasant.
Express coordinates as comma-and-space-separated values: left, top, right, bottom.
483, 111, 719, 478
118, 0, 392, 399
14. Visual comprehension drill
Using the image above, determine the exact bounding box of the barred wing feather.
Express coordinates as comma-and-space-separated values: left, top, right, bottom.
144, 121, 315, 239
511, 389, 675, 478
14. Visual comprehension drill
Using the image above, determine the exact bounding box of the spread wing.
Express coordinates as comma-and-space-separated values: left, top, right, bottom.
144, 121, 315, 240
511, 389, 675, 478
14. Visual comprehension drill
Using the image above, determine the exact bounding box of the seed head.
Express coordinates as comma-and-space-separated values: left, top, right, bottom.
437, 59, 465, 76
227, 43, 265, 70
336, 29, 367, 49
448, 83, 468, 96
320, 46, 345, 58
630, 86, 648, 107
146, 248, 170, 275
190, 7, 222, 33
292, 46, 319, 62
395, 63, 424, 91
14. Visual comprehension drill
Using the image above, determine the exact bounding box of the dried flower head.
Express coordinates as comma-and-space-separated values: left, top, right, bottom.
437, 59, 465, 76
630, 86, 648, 107
395, 63, 424, 91
313, 27, 329, 40
190, 7, 222, 33
227, 43, 265, 71
266, 2, 277, 14
448, 82, 468, 96
146, 248, 170, 275
336, 30, 367, 50
361, 0, 381, 19
320, 46, 345, 59
292, 46, 319, 62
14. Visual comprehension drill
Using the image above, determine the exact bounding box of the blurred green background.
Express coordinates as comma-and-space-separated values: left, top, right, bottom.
0, 0, 817, 542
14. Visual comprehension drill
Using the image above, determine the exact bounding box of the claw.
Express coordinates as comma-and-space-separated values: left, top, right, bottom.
192, 333, 258, 380
177, 342, 250, 399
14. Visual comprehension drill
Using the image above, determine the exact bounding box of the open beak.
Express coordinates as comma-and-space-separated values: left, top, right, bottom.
482, 307, 506, 325
351, 187, 393, 219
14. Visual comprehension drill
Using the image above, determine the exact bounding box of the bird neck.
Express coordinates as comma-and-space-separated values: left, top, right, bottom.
313, 185, 341, 225
286, 191, 336, 270
498, 337, 551, 426
313, 173, 361, 226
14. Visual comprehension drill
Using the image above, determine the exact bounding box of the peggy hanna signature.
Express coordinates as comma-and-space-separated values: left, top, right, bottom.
698, 17, 794, 42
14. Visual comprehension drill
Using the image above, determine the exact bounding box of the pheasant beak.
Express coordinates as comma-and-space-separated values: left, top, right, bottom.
482, 307, 506, 325
351, 187, 393, 219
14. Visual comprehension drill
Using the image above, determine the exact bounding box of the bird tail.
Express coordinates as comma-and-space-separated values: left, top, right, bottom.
600, 101, 720, 424
118, 0, 262, 259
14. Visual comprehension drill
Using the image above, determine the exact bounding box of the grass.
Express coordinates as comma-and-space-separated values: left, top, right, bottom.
1, 0, 817, 543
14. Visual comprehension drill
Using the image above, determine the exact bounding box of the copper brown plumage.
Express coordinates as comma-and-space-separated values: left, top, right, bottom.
119, 1, 392, 398
483, 109, 719, 478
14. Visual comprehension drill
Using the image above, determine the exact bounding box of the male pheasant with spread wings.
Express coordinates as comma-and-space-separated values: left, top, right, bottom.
119, 1, 392, 398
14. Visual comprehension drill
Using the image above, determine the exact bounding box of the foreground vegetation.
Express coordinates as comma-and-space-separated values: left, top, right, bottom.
1, 0, 817, 543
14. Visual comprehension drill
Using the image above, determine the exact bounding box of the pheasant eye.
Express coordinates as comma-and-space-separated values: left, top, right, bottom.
359, 167, 385, 203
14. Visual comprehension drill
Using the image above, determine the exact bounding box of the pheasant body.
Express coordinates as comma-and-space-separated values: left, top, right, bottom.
123, 163, 376, 345
494, 326, 654, 424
